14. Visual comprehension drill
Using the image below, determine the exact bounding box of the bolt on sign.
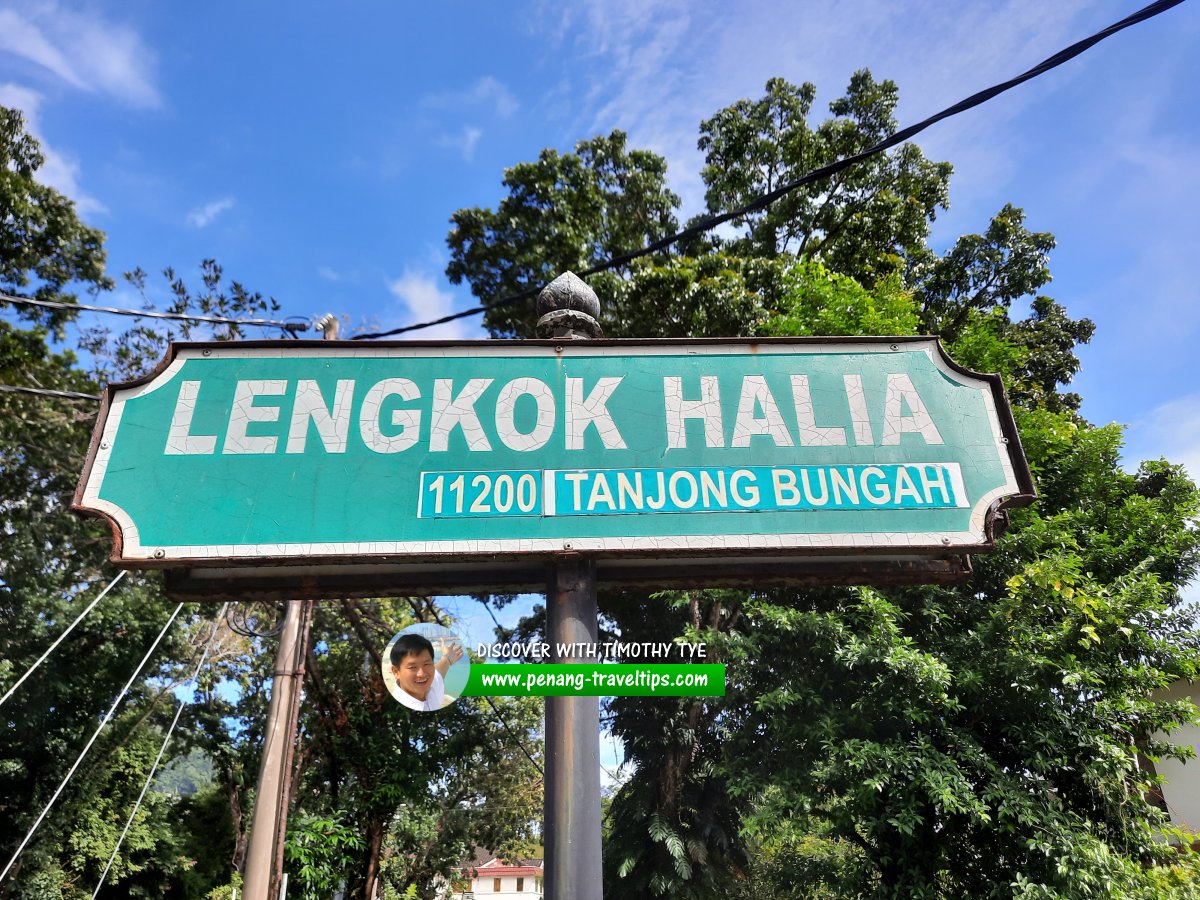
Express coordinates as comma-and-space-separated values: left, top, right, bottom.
73, 338, 1034, 598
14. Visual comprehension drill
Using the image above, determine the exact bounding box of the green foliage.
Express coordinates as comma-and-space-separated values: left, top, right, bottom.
155, 748, 216, 797
446, 129, 679, 337
204, 871, 242, 900
733, 795, 868, 899
604, 253, 789, 338
648, 378, 1199, 899
915, 203, 1054, 338
0, 310, 203, 896
599, 591, 749, 899
171, 785, 239, 898
698, 73, 952, 284
285, 813, 364, 898
0, 107, 264, 898
79, 260, 282, 385
765, 260, 919, 337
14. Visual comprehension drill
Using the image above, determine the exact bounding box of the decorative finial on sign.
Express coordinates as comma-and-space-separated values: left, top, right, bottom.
536, 272, 603, 340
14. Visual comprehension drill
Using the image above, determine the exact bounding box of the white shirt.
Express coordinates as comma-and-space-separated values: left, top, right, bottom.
396, 669, 445, 711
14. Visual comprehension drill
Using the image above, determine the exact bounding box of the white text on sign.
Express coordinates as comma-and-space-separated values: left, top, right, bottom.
417, 464, 968, 518
164, 373, 944, 455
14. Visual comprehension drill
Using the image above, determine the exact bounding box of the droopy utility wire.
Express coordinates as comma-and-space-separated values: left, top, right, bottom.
0, 571, 128, 709
0, 290, 309, 331
92, 603, 230, 898
0, 603, 185, 884
351, 0, 1185, 340
0, 384, 101, 401
421, 600, 545, 777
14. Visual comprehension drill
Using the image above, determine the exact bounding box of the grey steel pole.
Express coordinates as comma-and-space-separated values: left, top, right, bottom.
242, 600, 304, 900
545, 558, 603, 900
537, 273, 604, 900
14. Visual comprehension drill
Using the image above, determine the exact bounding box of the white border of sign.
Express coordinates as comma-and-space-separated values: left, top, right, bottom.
75, 338, 1035, 569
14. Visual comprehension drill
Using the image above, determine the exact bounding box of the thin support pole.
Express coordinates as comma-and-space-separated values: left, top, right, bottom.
270, 598, 314, 895
245, 318, 335, 900
242, 598, 312, 900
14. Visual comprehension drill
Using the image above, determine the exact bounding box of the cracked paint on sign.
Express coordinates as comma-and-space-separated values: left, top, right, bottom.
75, 340, 1029, 564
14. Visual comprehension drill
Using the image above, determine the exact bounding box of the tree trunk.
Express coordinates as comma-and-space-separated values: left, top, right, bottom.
228, 771, 249, 872
359, 816, 386, 899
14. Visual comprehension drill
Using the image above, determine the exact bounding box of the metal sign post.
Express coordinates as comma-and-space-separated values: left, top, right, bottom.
544, 557, 602, 900
536, 274, 604, 900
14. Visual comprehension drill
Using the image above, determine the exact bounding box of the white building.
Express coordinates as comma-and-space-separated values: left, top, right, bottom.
451, 850, 543, 899
1150, 679, 1200, 831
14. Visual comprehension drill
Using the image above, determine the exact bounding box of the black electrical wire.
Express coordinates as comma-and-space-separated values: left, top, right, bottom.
481, 693, 544, 778
419, 600, 545, 777
351, 0, 1185, 341
0, 290, 310, 331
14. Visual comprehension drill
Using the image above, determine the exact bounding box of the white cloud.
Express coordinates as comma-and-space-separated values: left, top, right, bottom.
0, 82, 105, 214
387, 270, 468, 340
0, 8, 80, 88
0, 4, 160, 108
317, 266, 343, 282
438, 126, 484, 162
186, 197, 236, 228
1127, 393, 1200, 484
423, 75, 518, 118
0, 82, 43, 117
422, 76, 516, 162
0, 4, 162, 214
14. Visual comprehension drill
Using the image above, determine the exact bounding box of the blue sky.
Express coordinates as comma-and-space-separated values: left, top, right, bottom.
2, 0, 1197, 624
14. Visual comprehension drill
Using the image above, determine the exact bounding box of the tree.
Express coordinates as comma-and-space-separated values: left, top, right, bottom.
3, 103, 548, 900
597, 276, 1200, 898
0, 105, 270, 898
446, 130, 679, 338
288, 600, 543, 900
444, 75, 1200, 898
0, 284, 198, 898
718, 414, 1200, 897
0, 107, 112, 333
698, 72, 951, 283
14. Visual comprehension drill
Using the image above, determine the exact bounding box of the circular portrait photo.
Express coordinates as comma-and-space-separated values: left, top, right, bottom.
383, 623, 469, 712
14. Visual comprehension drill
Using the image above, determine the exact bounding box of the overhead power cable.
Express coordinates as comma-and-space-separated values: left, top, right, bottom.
0, 570, 128, 709
0, 603, 184, 885
0, 290, 309, 331
92, 603, 229, 898
351, 0, 1184, 341
422, 599, 544, 777
481, 693, 543, 777
0, 384, 101, 401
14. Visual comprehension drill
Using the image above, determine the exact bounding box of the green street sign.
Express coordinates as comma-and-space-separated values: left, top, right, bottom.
74, 338, 1033, 596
